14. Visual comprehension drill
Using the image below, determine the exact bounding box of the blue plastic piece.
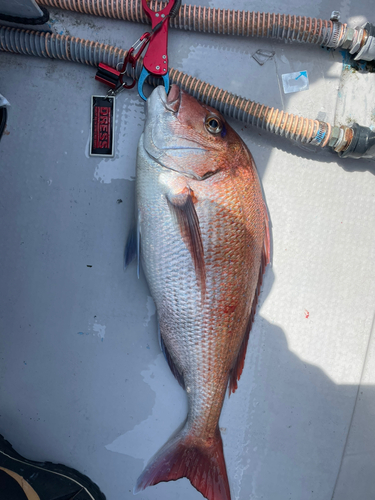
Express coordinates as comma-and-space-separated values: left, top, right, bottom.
313, 129, 326, 145
138, 67, 170, 101
162, 72, 170, 95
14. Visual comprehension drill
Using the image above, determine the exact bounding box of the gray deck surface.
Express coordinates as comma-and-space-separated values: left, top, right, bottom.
1, 1, 375, 499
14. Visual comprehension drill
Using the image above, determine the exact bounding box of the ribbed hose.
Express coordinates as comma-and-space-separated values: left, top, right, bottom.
0, 26, 333, 147
0, 26, 127, 66
164, 69, 329, 145
36, 0, 346, 48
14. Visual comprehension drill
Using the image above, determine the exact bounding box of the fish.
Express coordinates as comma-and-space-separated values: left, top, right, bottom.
125, 84, 270, 500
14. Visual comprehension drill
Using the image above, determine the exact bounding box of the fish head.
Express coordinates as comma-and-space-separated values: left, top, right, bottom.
143, 85, 247, 180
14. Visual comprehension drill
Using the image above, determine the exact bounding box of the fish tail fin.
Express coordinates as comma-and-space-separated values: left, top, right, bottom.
134, 425, 231, 500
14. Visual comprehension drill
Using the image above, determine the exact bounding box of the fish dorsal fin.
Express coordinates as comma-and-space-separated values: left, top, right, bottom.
166, 187, 206, 296
228, 215, 271, 395
158, 322, 185, 389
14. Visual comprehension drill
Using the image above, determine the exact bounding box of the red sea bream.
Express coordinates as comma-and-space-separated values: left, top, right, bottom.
125, 84, 270, 500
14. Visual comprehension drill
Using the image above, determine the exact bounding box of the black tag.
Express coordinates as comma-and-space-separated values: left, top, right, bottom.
90, 95, 115, 157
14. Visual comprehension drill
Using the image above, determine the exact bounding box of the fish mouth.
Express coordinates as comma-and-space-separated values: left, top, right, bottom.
157, 84, 181, 113
144, 85, 207, 179
145, 85, 205, 154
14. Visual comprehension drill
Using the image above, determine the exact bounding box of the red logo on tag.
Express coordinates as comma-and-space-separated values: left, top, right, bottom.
94, 106, 111, 150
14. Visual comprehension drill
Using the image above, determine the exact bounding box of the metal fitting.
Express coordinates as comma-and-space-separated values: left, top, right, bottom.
334, 128, 346, 152
330, 11, 341, 22
350, 28, 363, 54
354, 23, 375, 61
341, 27, 355, 49
328, 126, 341, 148
334, 126, 353, 152
354, 36, 375, 60
338, 123, 375, 159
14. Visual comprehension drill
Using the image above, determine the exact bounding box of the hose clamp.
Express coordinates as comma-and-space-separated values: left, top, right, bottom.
325, 22, 343, 48
310, 122, 328, 146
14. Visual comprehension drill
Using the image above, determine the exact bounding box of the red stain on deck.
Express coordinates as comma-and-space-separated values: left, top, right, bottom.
304, 310, 310, 319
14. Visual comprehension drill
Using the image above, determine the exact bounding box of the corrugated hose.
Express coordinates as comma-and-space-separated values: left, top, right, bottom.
37, 0, 349, 49
1, 26, 373, 158
35, 0, 375, 61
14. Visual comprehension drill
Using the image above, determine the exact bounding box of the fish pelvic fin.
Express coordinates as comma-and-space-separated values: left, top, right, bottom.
166, 187, 206, 298
229, 216, 270, 395
134, 425, 231, 500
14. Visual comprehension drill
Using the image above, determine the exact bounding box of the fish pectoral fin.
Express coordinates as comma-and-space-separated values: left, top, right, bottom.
136, 210, 141, 279
166, 188, 206, 295
124, 211, 142, 278
124, 223, 137, 270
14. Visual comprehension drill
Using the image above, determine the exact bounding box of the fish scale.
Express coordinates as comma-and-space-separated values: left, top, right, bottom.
139, 162, 259, 431
129, 85, 270, 500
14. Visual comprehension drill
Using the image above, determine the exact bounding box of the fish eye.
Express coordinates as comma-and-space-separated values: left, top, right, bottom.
205, 115, 222, 134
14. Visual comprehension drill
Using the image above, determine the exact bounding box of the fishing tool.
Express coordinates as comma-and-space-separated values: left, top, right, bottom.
90, 0, 180, 154
94, 0, 181, 100
95, 33, 148, 96
90, 31, 151, 156
91, 20, 155, 155
137, 0, 181, 100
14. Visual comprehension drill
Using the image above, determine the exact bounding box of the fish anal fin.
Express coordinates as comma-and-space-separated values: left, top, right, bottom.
135, 426, 231, 500
228, 312, 252, 395
229, 220, 270, 395
159, 332, 185, 389
166, 187, 206, 296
